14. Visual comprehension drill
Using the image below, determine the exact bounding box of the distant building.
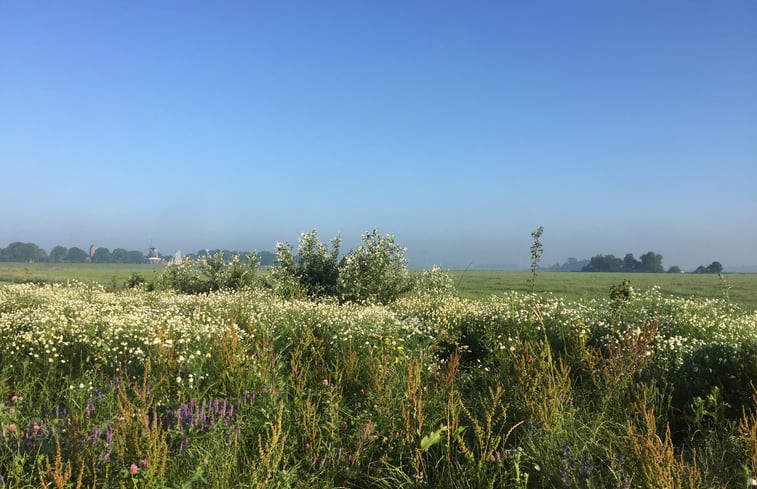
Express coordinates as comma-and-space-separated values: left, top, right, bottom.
147, 247, 161, 264
89, 244, 96, 258
168, 250, 183, 265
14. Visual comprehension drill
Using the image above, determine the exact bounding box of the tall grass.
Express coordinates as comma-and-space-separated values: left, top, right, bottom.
1, 282, 756, 487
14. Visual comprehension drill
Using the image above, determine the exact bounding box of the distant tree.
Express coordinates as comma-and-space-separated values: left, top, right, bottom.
50, 245, 67, 262
126, 250, 146, 264
64, 247, 89, 263
692, 262, 723, 274
111, 248, 129, 263
622, 253, 641, 273
91, 247, 113, 263
582, 254, 623, 272
0, 242, 48, 262
639, 251, 664, 273
667, 265, 682, 274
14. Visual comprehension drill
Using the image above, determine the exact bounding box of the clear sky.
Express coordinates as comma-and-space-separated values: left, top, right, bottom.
1, 1, 755, 270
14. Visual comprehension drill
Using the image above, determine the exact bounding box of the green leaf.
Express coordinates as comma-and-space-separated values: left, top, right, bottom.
420, 426, 447, 451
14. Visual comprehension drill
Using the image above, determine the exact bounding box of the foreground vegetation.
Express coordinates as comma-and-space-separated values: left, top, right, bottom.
1, 279, 756, 487
1, 231, 756, 487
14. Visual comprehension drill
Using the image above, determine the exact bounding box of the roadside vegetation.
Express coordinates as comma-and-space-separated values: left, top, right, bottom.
1, 229, 756, 487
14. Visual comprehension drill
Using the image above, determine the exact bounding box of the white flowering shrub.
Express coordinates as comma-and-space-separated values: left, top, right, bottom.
155, 251, 258, 293
337, 229, 412, 305
412, 266, 456, 296
270, 230, 341, 298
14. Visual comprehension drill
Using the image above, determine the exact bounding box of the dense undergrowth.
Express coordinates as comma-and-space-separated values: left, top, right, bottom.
1, 277, 756, 488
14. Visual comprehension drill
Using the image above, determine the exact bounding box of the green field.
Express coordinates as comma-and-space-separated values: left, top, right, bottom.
2, 263, 755, 310
0, 262, 164, 287
452, 270, 757, 310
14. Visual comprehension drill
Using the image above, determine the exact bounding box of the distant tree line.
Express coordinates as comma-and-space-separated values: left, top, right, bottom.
582, 252, 665, 273
548, 251, 724, 274
0, 242, 145, 264
693, 261, 723, 274
0, 242, 278, 266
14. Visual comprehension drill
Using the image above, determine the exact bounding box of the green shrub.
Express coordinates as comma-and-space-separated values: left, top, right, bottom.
672, 341, 757, 423
337, 229, 412, 304
270, 230, 341, 298
155, 251, 258, 293
413, 266, 456, 296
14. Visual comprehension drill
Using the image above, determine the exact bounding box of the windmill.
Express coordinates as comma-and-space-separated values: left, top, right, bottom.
147, 241, 161, 264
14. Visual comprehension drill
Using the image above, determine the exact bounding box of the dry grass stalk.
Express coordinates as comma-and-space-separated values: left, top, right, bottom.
627, 389, 702, 489
739, 383, 757, 475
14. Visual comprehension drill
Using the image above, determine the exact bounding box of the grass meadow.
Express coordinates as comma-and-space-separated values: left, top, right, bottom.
0, 264, 756, 487
451, 270, 757, 311
2, 263, 755, 310
0, 263, 164, 288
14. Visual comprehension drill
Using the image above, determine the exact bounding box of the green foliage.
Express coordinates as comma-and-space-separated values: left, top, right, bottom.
0, 242, 48, 262
623, 253, 641, 272
639, 251, 664, 273
582, 251, 665, 273
0, 283, 756, 487
527, 226, 544, 292
91, 246, 113, 263
695, 261, 724, 274
414, 266, 456, 297
338, 229, 412, 304
63, 246, 88, 263
49, 245, 67, 263
155, 251, 259, 293
270, 230, 341, 298
125, 272, 146, 288
672, 341, 757, 423
270, 229, 414, 305
609, 279, 633, 302
583, 254, 624, 272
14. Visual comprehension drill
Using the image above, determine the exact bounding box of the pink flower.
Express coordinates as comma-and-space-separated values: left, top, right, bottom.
322, 379, 329, 386
4, 423, 16, 433
129, 464, 138, 476
139, 459, 148, 468
10, 396, 18, 403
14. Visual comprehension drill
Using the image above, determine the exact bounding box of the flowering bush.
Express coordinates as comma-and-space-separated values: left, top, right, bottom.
338, 229, 412, 304
270, 230, 341, 298
155, 251, 258, 293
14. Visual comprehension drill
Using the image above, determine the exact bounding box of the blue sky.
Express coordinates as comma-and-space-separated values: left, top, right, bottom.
1, 1, 755, 269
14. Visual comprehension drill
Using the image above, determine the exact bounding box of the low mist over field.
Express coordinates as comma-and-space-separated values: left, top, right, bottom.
1, 2, 755, 271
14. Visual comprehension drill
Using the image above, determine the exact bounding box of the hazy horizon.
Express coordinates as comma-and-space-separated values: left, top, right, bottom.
2, 2, 755, 271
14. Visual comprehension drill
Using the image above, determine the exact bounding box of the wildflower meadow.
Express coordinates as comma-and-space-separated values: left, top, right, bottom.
0, 236, 756, 488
